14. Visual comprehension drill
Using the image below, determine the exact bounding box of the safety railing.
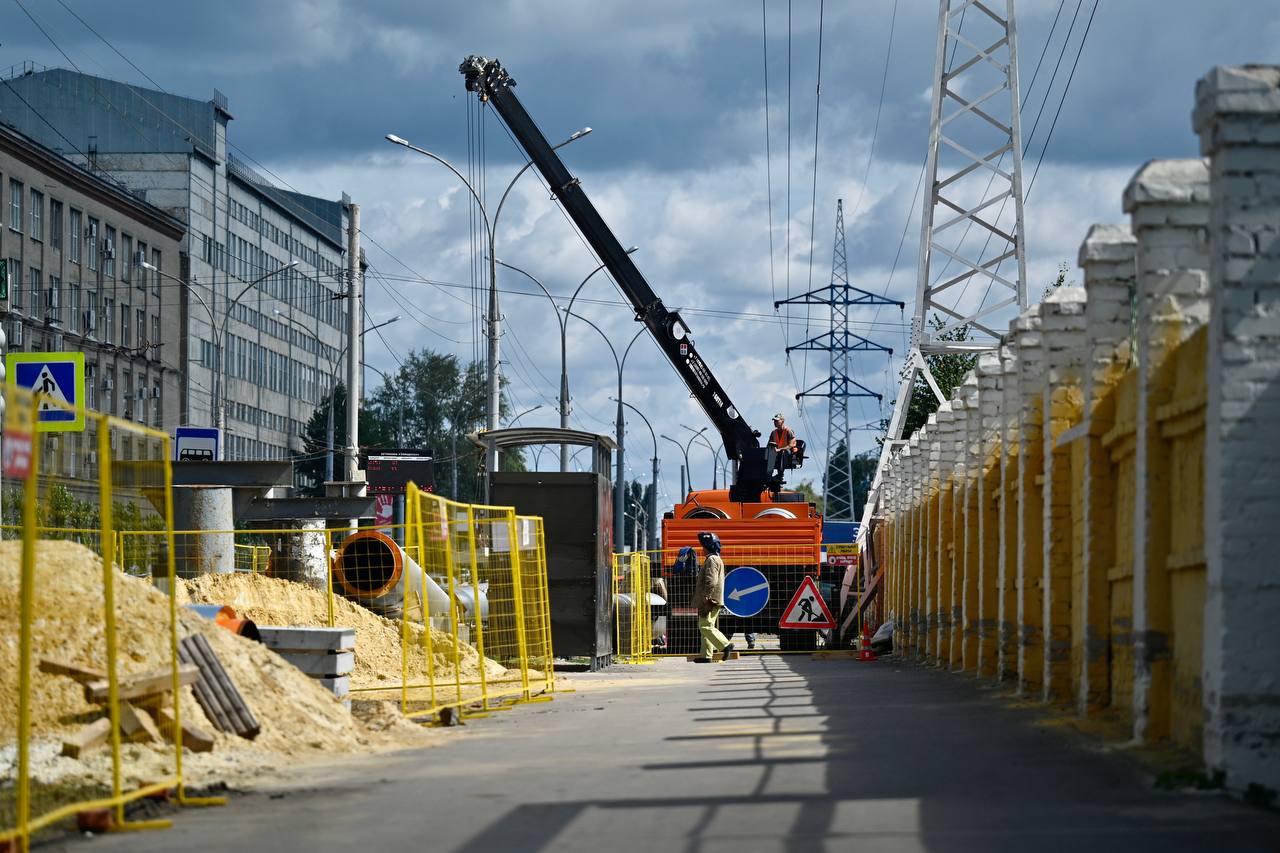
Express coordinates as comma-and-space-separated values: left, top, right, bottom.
1, 386, 222, 851
612, 552, 656, 664
615, 543, 859, 656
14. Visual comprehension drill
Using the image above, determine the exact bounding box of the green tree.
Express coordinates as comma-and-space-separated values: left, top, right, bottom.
791, 479, 825, 516
622, 479, 654, 549
882, 315, 978, 444
295, 351, 524, 502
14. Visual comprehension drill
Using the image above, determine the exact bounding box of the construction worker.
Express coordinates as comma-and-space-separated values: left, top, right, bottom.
769, 412, 797, 477
692, 531, 735, 662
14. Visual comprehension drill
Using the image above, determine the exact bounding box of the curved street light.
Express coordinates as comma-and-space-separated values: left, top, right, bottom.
497, 248, 638, 472
565, 308, 645, 555
612, 397, 658, 551
681, 423, 719, 490
386, 128, 591, 473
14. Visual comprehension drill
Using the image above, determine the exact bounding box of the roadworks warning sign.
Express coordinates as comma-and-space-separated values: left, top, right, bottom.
778, 576, 835, 629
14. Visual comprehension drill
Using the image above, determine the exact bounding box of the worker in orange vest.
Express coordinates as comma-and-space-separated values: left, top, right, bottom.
769, 413, 796, 477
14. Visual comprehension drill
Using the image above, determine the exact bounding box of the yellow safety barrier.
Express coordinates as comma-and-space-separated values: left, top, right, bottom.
617, 543, 856, 656
612, 552, 656, 664
1, 386, 221, 851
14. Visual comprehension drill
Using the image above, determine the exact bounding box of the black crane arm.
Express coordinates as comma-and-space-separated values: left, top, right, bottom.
461, 55, 775, 501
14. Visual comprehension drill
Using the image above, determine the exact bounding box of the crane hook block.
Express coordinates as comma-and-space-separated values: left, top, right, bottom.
460, 55, 515, 100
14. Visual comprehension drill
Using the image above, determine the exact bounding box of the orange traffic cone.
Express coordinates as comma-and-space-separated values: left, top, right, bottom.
858, 622, 877, 661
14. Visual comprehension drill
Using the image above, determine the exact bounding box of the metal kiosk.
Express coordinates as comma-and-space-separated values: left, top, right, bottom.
471, 428, 617, 670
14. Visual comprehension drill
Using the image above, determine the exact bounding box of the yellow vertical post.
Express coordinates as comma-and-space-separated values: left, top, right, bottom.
537, 519, 555, 691
15, 391, 40, 852
417, 494, 438, 715
443, 498, 465, 713
96, 418, 128, 828
465, 506, 490, 711
505, 511, 531, 700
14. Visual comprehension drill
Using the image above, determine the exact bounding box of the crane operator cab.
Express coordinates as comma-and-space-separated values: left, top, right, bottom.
766, 413, 806, 481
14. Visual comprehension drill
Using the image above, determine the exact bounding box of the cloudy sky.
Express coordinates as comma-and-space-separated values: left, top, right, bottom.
3, 0, 1277, 506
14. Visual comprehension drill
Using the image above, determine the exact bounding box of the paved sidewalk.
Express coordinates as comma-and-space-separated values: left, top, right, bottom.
56, 656, 1280, 852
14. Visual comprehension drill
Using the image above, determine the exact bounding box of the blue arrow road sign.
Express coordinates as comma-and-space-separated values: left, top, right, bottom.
723, 566, 770, 618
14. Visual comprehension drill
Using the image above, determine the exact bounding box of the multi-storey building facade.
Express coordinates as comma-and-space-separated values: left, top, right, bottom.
0, 120, 184, 469
0, 66, 356, 469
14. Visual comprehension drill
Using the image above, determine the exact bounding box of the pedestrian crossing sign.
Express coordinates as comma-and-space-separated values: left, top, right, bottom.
778, 575, 835, 629
5, 352, 86, 431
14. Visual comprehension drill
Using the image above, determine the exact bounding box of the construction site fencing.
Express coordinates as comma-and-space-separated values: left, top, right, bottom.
612, 553, 655, 664
619, 543, 856, 656
1, 386, 222, 851
120, 507, 556, 722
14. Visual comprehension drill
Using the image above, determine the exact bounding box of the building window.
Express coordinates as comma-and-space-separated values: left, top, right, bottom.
151, 249, 161, 296
103, 297, 114, 345
122, 234, 132, 283
69, 209, 82, 264
87, 217, 99, 271
28, 268, 41, 316
9, 180, 22, 231
104, 227, 116, 278
49, 200, 63, 251
120, 303, 130, 348
6, 258, 18, 307
29, 189, 42, 241
68, 284, 80, 333
152, 382, 161, 427
150, 315, 160, 355
122, 372, 132, 417
85, 290, 97, 337
136, 308, 144, 348
86, 363, 96, 410
47, 276, 60, 325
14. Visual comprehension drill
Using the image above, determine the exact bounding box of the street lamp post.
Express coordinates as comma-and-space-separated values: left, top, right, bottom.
614, 397, 659, 551
662, 432, 703, 496
682, 424, 717, 490
144, 259, 297, 457
565, 309, 644, 556
324, 316, 400, 483
496, 248, 637, 472
386, 128, 591, 475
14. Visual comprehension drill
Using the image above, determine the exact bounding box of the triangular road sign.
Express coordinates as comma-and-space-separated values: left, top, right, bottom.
778, 576, 835, 629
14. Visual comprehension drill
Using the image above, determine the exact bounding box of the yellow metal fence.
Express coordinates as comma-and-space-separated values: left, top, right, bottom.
1, 386, 222, 852
613, 553, 655, 664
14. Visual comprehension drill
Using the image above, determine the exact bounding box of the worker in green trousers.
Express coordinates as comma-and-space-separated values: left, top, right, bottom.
693, 531, 735, 663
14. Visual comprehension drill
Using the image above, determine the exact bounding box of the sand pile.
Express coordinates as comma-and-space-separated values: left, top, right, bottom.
181, 571, 509, 689
0, 540, 433, 787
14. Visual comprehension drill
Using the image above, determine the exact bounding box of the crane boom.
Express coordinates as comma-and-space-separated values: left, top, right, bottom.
462, 55, 778, 501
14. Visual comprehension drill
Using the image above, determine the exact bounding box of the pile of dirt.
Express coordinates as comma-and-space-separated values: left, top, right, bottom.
180, 572, 510, 689
0, 540, 434, 788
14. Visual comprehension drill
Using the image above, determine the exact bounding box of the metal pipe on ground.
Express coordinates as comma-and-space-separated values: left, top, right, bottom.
331, 529, 456, 620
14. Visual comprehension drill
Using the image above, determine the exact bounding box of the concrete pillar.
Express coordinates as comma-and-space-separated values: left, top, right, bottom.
998, 342, 1021, 681
957, 374, 982, 671
934, 404, 958, 665
1077, 223, 1138, 716
1123, 157, 1211, 742
274, 519, 329, 588
1014, 311, 1046, 695
1039, 287, 1088, 703
171, 487, 235, 577
976, 352, 1004, 678
1194, 64, 1280, 795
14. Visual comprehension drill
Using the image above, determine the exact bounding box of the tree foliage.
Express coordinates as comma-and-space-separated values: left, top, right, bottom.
294, 349, 524, 503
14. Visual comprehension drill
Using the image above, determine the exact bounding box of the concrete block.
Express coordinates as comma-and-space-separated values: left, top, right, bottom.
259, 626, 356, 652
278, 650, 355, 677
317, 675, 350, 698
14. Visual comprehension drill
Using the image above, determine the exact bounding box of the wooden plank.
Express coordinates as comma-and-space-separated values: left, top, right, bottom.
179, 634, 260, 740
60, 717, 112, 758
258, 626, 355, 652
118, 702, 162, 743
277, 650, 355, 677
83, 664, 198, 704
39, 658, 106, 684
151, 705, 216, 753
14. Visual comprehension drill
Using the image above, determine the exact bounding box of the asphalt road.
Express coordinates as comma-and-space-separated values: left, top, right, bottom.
54, 656, 1280, 852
